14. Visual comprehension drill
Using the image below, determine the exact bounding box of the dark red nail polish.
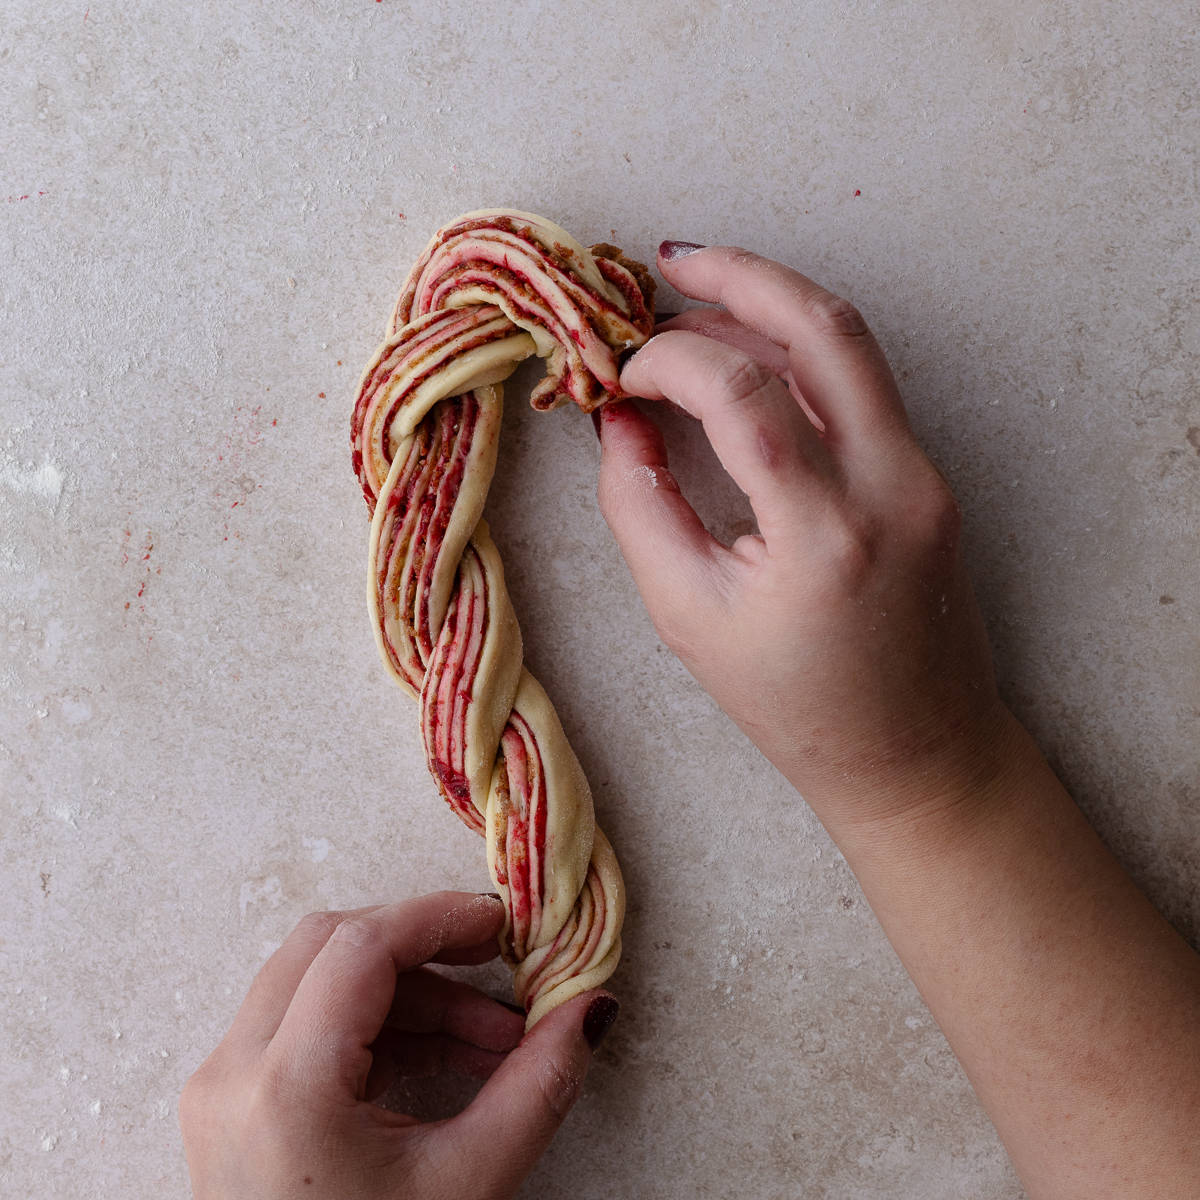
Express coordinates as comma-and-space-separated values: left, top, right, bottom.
616, 345, 639, 370
659, 240, 706, 261
582, 994, 619, 1050
590, 410, 603, 440
653, 311, 680, 323
498, 999, 527, 1017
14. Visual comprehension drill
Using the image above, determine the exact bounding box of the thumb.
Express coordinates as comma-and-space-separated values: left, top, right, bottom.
440, 992, 618, 1196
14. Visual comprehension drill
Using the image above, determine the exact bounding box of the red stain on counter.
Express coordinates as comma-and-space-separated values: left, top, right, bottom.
208, 402, 279, 543
120, 529, 156, 620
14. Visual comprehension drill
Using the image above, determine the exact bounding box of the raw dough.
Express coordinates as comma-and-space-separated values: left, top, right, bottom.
350, 210, 655, 1024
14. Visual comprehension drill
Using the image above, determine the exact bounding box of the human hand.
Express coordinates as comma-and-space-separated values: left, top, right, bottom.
180, 892, 617, 1200
598, 244, 1200, 1200
598, 243, 1014, 832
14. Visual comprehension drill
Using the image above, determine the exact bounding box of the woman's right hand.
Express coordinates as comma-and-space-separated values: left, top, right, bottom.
180, 892, 616, 1200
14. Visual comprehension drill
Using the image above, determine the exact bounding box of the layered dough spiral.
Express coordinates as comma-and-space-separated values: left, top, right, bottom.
351, 210, 655, 1024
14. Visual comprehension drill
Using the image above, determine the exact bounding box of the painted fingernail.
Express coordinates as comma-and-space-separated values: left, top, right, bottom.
498, 999, 527, 1016
591, 409, 603, 440
653, 311, 680, 323
480, 891, 502, 901
659, 240, 706, 261
582, 994, 619, 1050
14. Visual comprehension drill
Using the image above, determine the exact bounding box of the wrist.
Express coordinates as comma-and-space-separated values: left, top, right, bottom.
792, 701, 1041, 864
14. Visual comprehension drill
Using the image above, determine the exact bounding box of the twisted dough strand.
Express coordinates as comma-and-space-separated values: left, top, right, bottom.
351, 210, 654, 1024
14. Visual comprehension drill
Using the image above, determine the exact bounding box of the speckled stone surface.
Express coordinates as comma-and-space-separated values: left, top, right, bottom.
2, 3, 1197, 1197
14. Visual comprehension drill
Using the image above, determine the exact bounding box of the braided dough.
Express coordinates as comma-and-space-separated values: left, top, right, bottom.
351, 210, 655, 1024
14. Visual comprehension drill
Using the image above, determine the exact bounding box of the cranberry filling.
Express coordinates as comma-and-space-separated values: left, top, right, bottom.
355, 213, 651, 1017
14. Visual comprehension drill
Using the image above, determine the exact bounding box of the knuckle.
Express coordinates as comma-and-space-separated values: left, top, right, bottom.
926, 480, 963, 543
178, 1070, 209, 1132
902, 469, 963, 551
912, 480, 960, 549
821, 515, 880, 589
710, 353, 779, 410
179, 1055, 244, 1135
803, 291, 870, 340
328, 914, 381, 949
752, 421, 794, 474
648, 579, 721, 663
294, 910, 344, 943
533, 1054, 582, 1122
251, 1046, 310, 1118
725, 246, 761, 271
249, 1060, 290, 1110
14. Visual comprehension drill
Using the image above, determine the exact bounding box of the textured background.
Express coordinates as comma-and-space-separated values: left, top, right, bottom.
2, 2, 1197, 1197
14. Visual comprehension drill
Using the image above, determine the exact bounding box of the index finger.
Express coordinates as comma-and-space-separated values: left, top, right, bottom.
657, 244, 911, 449
229, 904, 384, 1047
265, 891, 506, 1097
619, 329, 836, 547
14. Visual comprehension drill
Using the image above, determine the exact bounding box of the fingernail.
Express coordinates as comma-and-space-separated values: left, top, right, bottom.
616, 345, 639, 370
498, 999, 527, 1017
659, 240, 705, 261
590, 409, 603, 440
481, 891, 502, 901
653, 311, 680, 323
582, 994, 619, 1050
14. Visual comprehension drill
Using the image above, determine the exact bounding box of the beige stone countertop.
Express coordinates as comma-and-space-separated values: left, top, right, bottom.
2, 2, 1196, 1197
